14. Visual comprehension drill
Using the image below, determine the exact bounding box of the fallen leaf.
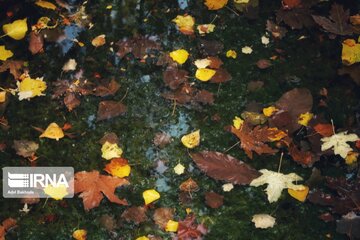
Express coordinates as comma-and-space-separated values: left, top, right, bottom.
28, 32, 43, 55
72, 229, 87, 240
338, 63, 360, 86
312, 3, 354, 36
97, 100, 127, 121
179, 178, 199, 192
288, 185, 309, 202
177, 214, 208, 239
63, 92, 80, 111
93, 79, 120, 97
104, 158, 131, 178
0, 60, 24, 79
43, 184, 68, 200
174, 163, 185, 175
226, 50, 237, 59
101, 141, 123, 160
209, 68, 232, 83
62, 59, 77, 72
250, 169, 305, 203
256, 59, 272, 69
121, 206, 148, 225
0, 46, 13, 61
163, 67, 188, 90
233, 116, 244, 130
13, 140, 39, 158
197, 24, 215, 35
205, 192, 224, 208
222, 183, 234, 192
153, 132, 172, 148
181, 130, 200, 148
35, 0, 57, 10
345, 151, 358, 165
342, 38, 360, 65
276, 5, 314, 30
252, 214, 276, 229
313, 123, 334, 137
116, 36, 161, 59
191, 151, 260, 185
92, 34, 106, 47
0, 218, 17, 240
39, 122, 64, 141
169, 49, 189, 64
241, 46, 253, 54
2, 18, 28, 40
172, 15, 195, 35
321, 131, 359, 158
297, 112, 313, 126
263, 106, 278, 117
336, 212, 360, 239
0, 91, 6, 103
195, 68, 216, 81
204, 0, 228, 10
17, 74, 47, 100
143, 189, 160, 205
153, 208, 173, 229
266, 20, 287, 39
165, 220, 179, 232
74, 170, 129, 211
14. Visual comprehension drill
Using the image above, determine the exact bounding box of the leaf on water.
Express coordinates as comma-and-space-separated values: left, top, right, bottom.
181, 130, 200, 149
172, 15, 195, 35
312, 3, 354, 36
17, 74, 47, 101
0, 46, 13, 61
2, 18, 28, 40
341, 39, 360, 66
62, 59, 77, 72
35, 0, 57, 10
177, 214, 208, 239
121, 206, 148, 225
191, 151, 260, 185
321, 131, 359, 158
13, 140, 39, 158
163, 67, 188, 90
101, 141, 123, 160
39, 122, 64, 141
195, 68, 216, 82
153, 132, 172, 148
204, 0, 228, 10
0, 60, 24, 79
169, 49, 189, 65
93, 79, 120, 97
209, 68, 232, 83
313, 123, 334, 137
63, 92, 80, 111
116, 36, 161, 59
43, 184, 68, 200
28, 32, 44, 55
74, 170, 129, 211
104, 158, 131, 178
266, 20, 287, 39
256, 59, 272, 69
97, 100, 127, 121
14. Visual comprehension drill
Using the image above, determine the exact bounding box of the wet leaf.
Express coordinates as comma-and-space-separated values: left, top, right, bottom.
143, 189, 160, 205
101, 141, 123, 160
63, 92, 80, 111
2, 18, 28, 40
121, 206, 148, 225
336, 212, 360, 239
153, 132, 172, 148
338, 63, 360, 86
204, 0, 228, 10
250, 169, 305, 203
276, 7, 314, 29
193, 90, 214, 105
163, 67, 188, 90
0, 218, 17, 240
172, 15, 195, 35
197, 24, 215, 35
91, 34, 106, 47
165, 220, 179, 232
181, 130, 200, 148
0, 60, 24, 79
241, 46, 253, 54
35, 0, 57, 10
97, 100, 127, 121
321, 131, 359, 158
0, 46, 13, 61
297, 112, 313, 126
226, 50, 237, 59
256, 59, 272, 69
266, 20, 287, 39
209, 68, 232, 83
288, 185, 309, 202
153, 208, 173, 229
62, 59, 77, 72
169, 49, 189, 64
104, 158, 131, 178
13, 140, 39, 158
312, 3, 354, 36
39, 122, 64, 141
17, 74, 47, 100
288, 142, 314, 166
341, 39, 360, 66
205, 191, 224, 208
93, 79, 120, 97
174, 163, 185, 175
28, 32, 43, 55
74, 170, 129, 211
179, 178, 199, 192
252, 214, 276, 229
43, 184, 68, 200
313, 123, 334, 137
116, 36, 161, 59
276, 88, 313, 120
191, 151, 260, 185
177, 214, 208, 239
99, 132, 119, 145
72, 229, 87, 240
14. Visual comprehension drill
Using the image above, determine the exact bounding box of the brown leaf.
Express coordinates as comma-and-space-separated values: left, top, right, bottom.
191, 151, 260, 185
282, 0, 301, 9
210, 68, 232, 83
153, 208, 173, 229
288, 142, 315, 166
163, 67, 188, 90
312, 3, 354, 36
208, 56, 223, 69
247, 80, 264, 92
121, 206, 148, 225
276, 7, 314, 29
98, 214, 116, 231
230, 124, 279, 159
179, 178, 199, 192
99, 132, 119, 145
93, 79, 120, 97
256, 59, 272, 69
28, 32, 44, 54
198, 39, 224, 56
266, 20, 287, 39
275, 88, 313, 120
63, 92, 80, 111
193, 90, 214, 105
0, 217, 16, 239
0, 60, 24, 80
338, 64, 360, 86
13, 140, 39, 158
313, 123, 334, 137
97, 101, 127, 121
74, 170, 129, 211
116, 36, 161, 59
205, 192, 224, 209
153, 132, 172, 148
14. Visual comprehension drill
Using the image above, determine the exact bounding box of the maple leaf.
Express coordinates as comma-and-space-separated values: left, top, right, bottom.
250, 169, 305, 203
177, 214, 208, 240
74, 170, 129, 211
230, 124, 280, 159
321, 131, 359, 158
0, 218, 16, 240
191, 151, 260, 185
312, 3, 354, 36
0, 60, 24, 79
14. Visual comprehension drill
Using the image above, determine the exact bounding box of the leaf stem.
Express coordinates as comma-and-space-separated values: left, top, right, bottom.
277, 152, 284, 173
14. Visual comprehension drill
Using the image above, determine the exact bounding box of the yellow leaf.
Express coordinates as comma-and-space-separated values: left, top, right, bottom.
226, 50, 237, 59
288, 185, 309, 202
135, 237, 149, 240
43, 184, 68, 200
143, 189, 160, 205
172, 15, 195, 35
72, 229, 87, 240
181, 130, 200, 148
345, 151, 359, 165
268, 128, 287, 141
262, 106, 278, 117
0, 91, 6, 103
35, 0, 57, 10
0, 45, 13, 61
233, 116, 244, 130
17, 75, 47, 100
234, 0, 250, 3
104, 158, 131, 178
195, 68, 216, 81
165, 220, 179, 232
2, 18, 28, 40
40, 122, 64, 141
204, 0, 228, 10
197, 24, 215, 35
342, 39, 360, 65
101, 141, 123, 160
174, 163, 185, 175
297, 112, 313, 126
169, 49, 189, 64
91, 34, 106, 47
106, 5, 113, 9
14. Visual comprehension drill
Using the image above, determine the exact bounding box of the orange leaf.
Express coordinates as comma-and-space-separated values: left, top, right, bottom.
74, 170, 129, 211
288, 186, 309, 202
104, 158, 131, 178
313, 123, 334, 137
204, 0, 228, 10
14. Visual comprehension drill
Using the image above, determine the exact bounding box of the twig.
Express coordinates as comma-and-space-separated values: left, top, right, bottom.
277, 152, 284, 173
172, 99, 177, 116
225, 6, 240, 16
120, 87, 129, 102
225, 141, 240, 153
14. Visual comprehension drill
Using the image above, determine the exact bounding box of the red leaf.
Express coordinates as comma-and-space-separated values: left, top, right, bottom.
313, 123, 334, 137
191, 151, 260, 185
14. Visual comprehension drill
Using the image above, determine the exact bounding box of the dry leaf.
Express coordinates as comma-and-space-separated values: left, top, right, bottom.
13, 140, 39, 158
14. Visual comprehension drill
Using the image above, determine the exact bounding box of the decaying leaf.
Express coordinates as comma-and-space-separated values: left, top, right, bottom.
197, 24, 215, 35
28, 32, 44, 55
116, 36, 161, 59
250, 169, 305, 203
74, 170, 129, 211
266, 20, 287, 39
191, 151, 260, 185
0, 60, 24, 79
321, 131, 359, 158
252, 214, 276, 229
313, 123, 334, 137
104, 158, 131, 178
179, 178, 199, 192
121, 206, 148, 225
13, 140, 39, 158
153, 132, 172, 148
97, 100, 127, 121
153, 208, 174, 229
205, 192, 224, 209
177, 214, 208, 239
101, 141, 123, 160
93, 79, 120, 97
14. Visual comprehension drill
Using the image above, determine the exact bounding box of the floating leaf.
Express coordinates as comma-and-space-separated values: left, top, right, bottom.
263, 106, 278, 117
321, 131, 359, 158
43, 184, 68, 200
28, 32, 44, 55
2, 18, 28, 40
313, 123, 334, 137
172, 15, 195, 35
297, 112, 313, 126
252, 214, 276, 229
13, 140, 39, 158
104, 158, 131, 178
74, 170, 129, 211
241, 46, 253, 54
62, 59, 77, 72
204, 0, 228, 10
222, 183, 234, 192
197, 24, 215, 35
153, 208, 174, 229
288, 185, 309, 202
0, 46, 13, 61
191, 151, 260, 185
121, 206, 148, 225
342, 39, 360, 66
345, 152, 359, 165
169, 49, 189, 64
97, 100, 127, 121
181, 130, 200, 149
174, 163, 185, 175
0, 60, 24, 79
17, 74, 47, 100
143, 189, 160, 205
35, 0, 57, 10
233, 116, 244, 130
39, 122, 64, 141
101, 141, 123, 160
195, 68, 216, 81
205, 191, 224, 208
179, 178, 199, 192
